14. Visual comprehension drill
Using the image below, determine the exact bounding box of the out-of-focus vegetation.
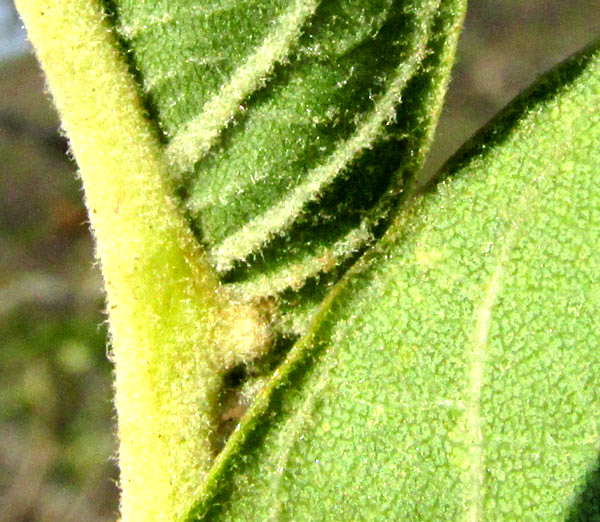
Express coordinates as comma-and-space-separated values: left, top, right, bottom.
0, 53, 118, 521
0, 1, 598, 520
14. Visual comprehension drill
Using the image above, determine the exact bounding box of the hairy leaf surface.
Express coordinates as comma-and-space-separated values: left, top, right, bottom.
106, 0, 466, 332
188, 43, 600, 521
15, 1, 466, 520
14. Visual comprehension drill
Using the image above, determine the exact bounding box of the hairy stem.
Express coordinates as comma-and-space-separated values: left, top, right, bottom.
16, 1, 270, 520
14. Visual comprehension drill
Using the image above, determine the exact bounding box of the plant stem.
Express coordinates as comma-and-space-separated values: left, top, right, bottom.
15, 1, 270, 520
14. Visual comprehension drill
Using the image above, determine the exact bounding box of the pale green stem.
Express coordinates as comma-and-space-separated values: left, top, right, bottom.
15, 1, 270, 520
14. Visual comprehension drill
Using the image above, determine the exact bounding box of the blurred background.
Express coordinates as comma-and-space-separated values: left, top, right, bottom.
0, 1, 118, 521
0, 1, 598, 520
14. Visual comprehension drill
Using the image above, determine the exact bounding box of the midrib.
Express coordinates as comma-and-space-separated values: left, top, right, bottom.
463, 174, 546, 521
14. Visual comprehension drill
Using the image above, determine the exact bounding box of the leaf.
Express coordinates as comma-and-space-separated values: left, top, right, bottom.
16, 0, 466, 520
188, 42, 600, 520
106, 0, 467, 334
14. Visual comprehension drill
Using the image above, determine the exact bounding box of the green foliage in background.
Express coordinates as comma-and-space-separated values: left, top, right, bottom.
13, 0, 600, 520
0, 53, 117, 521
0, 302, 115, 520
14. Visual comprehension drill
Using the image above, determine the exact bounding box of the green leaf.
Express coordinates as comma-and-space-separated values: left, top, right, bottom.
189, 43, 600, 520
106, 0, 467, 333
15, 0, 466, 520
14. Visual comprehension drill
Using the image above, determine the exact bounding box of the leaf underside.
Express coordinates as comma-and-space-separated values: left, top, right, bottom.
105, 0, 466, 335
186, 43, 600, 521
17, 1, 466, 520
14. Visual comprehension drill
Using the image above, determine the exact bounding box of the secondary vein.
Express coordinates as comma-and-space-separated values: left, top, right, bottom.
209, 2, 438, 272
166, 0, 320, 173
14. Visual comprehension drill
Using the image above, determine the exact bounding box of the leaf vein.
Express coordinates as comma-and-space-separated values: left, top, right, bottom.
165, 0, 320, 173
209, 2, 439, 272
464, 174, 545, 522
227, 219, 372, 298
